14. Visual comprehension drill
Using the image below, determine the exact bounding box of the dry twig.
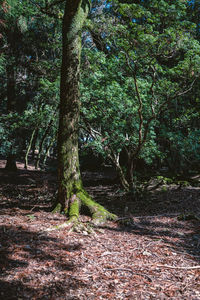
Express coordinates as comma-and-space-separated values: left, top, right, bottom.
156, 264, 200, 270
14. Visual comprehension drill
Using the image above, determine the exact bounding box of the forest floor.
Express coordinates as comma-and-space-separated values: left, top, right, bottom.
0, 160, 200, 300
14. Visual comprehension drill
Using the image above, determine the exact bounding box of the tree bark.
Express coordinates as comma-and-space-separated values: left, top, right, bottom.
6, 64, 16, 112
5, 63, 17, 171
54, 0, 116, 225
24, 129, 36, 169
31, 128, 39, 160
5, 154, 17, 171
42, 134, 56, 167
35, 117, 55, 169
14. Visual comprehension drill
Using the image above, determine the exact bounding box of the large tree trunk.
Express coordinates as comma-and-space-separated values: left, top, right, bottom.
6, 64, 16, 112
5, 154, 17, 171
54, 0, 116, 225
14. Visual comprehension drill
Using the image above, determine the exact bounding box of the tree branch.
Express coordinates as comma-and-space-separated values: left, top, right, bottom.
30, 0, 65, 18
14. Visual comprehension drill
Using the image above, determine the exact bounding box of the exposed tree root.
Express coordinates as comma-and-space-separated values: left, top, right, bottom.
45, 219, 96, 234
50, 187, 117, 233
77, 189, 117, 225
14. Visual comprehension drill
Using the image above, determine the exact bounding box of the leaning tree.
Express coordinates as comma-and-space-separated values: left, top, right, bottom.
53, 0, 116, 225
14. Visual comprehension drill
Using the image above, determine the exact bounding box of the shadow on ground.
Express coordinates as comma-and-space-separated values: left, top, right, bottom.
0, 165, 200, 299
0, 225, 85, 300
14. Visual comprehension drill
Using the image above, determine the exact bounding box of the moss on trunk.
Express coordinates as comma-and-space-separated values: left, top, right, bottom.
53, 179, 117, 224
54, 0, 117, 227
78, 189, 116, 224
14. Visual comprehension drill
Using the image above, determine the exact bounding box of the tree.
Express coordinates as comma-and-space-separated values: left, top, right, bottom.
0, 0, 61, 170
79, 0, 200, 191
54, 0, 116, 225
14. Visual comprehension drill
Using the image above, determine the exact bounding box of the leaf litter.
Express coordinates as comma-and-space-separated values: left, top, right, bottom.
0, 161, 200, 299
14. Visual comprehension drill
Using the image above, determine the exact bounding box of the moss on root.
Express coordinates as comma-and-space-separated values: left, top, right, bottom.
52, 203, 62, 214
77, 189, 117, 225
69, 197, 80, 220
51, 184, 117, 232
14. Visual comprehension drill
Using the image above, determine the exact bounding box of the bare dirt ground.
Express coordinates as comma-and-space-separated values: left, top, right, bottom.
0, 160, 200, 299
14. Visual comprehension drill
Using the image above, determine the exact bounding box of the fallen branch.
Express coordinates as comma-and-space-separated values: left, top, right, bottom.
133, 213, 178, 219
156, 264, 200, 270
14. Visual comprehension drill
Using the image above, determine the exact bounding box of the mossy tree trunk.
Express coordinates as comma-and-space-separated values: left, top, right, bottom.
54, 0, 116, 225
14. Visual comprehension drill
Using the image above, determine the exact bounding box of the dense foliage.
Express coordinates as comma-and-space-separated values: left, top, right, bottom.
0, 0, 61, 168
79, 0, 200, 190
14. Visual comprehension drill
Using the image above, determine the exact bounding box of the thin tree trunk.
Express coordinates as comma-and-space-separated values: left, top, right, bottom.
35, 118, 54, 169
126, 157, 137, 191
31, 128, 39, 160
109, 153, 130, 191
24, 129, 36, 169
42, 134, 56, 167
